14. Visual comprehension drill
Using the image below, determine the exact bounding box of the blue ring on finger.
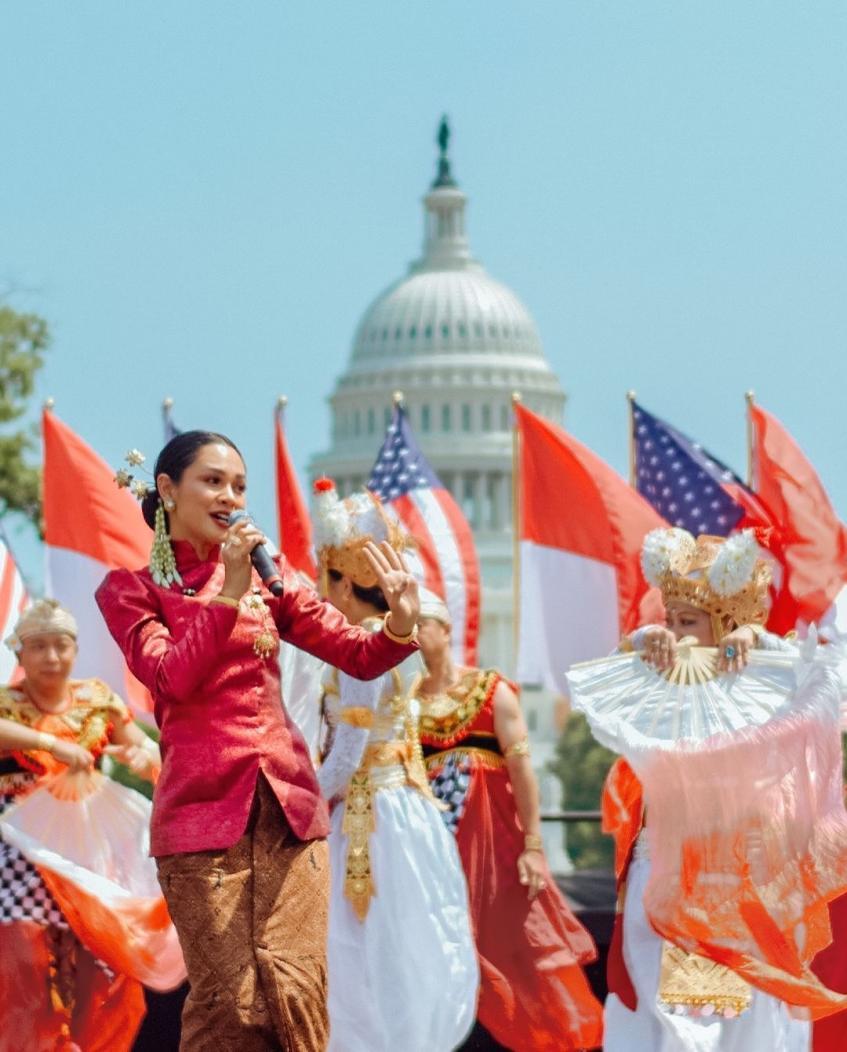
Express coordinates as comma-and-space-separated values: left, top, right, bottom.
724, 645, 737, 659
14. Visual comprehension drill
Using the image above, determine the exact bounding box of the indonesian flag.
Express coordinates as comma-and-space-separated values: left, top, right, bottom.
749, 400, 847, 636
367, 404, 480, 665
275, 403, 316, 580
42, 409, 154, 717
0, 534, 29, 683
515, 403, 665, 693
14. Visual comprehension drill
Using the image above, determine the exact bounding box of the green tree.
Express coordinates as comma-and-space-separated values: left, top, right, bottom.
549, 712, 617, 870
0, 304, 49, 527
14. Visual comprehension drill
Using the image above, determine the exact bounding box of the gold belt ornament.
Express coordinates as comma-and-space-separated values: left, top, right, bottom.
659, 940, 752, 1018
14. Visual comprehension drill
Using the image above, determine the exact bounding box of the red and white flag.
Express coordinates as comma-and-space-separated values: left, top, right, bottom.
0, 534, 29, 683
515, 403, 665, 694
275, 402, 316, 581
749, 400, 847, 637
42, 409, 154, 718
367, 403, 480, 665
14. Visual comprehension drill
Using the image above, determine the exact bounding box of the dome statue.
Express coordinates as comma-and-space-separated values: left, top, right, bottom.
310, 119, 572, 872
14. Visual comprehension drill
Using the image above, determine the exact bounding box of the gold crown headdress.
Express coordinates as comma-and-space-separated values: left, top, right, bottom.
5, 598, 78, 652
312, 478, 406, 594
641, 527, 771, 631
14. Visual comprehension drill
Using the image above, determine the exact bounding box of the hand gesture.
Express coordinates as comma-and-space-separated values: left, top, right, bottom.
50, 739, 95, 773
363, 541, 419, 637
220, 518, 266, 600
104, 742, 157, 777
716, 625, 757, 674
642, 626, 678, 671
517, 849, 548, 901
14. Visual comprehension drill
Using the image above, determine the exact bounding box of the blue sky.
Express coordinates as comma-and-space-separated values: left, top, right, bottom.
2, 2, 846, 585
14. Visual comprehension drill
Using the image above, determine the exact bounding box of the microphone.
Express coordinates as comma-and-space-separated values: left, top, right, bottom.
227, 510, 284, 597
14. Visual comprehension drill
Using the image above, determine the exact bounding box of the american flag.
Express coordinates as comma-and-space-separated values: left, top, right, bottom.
368, 404, 480, 665
632, 401, 749, 536
0, 532, 29, 682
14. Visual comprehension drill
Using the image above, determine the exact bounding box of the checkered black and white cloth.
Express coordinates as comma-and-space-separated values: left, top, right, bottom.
429, 753, 471, 835
0, 787, 66, 928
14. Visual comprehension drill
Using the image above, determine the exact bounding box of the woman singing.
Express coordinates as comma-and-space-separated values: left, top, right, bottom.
96, 431, 419, 1052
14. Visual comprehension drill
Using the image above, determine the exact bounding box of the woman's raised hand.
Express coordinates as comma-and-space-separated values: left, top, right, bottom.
220, 518, 266, 600
363, 541, 419, 637
642, 626, 678, 671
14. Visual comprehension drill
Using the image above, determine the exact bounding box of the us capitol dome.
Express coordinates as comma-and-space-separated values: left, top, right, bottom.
310, 119, 570, 865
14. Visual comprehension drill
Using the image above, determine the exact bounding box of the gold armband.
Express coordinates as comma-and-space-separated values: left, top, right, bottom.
339, 707, 375, 729
211, 594, 241, 609
523, 833, 544, 853
504, 737, 530, 759
34, 731, 58, 753
382, 615, 417, 645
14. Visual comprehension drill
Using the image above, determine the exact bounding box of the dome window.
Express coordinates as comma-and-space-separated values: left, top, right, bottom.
458, 322, 467, 337
367, 408, 375, 435
441, 323, 450, 339
409, 325, 417, 339
382, 328, 389, 340
421, 404, 431, 432
353, 410, 361, 436
500, 404, 509, 430
441, 404, 452, 431
395, 326, 403, 340
482, 404, 492, 431
461, 404, 472, 432
488, 324, 497, 337
384, 406, 392, 428
424, 324, 433, 339
474, 322, 483, 337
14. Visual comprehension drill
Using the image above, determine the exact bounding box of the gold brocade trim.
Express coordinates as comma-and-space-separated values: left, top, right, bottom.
0, 679, 125, 763
416, 668, 500, 744
342, 768, 376, 922
423, 745, 506, 771
342, 738, 441, 921
658, 941, 752, 1018
339, 707, 375, 729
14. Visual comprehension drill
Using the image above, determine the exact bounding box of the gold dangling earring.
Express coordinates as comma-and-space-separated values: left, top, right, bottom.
150, 499, 183, 588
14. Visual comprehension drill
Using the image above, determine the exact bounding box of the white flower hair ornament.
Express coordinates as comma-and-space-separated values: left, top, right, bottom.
707, 529, 761, 597
640, 527, 697, 588
311, 478, 350, 550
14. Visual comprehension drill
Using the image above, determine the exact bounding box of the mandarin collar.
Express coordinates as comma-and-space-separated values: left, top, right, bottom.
171, 539, 222, 574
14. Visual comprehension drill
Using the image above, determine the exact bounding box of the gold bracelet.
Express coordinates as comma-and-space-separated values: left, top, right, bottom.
382, 615, 417, 645
34, 731, 57, 753
504, 737, 530, 759
523, 833, 544, 853
211, 594, 241, 609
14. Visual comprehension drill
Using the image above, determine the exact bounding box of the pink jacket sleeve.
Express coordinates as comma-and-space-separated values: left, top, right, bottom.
270, 565, 417, 680
96, 568, 239, 702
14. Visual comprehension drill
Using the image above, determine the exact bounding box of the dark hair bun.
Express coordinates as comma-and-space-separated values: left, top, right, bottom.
140, 486, 160, 529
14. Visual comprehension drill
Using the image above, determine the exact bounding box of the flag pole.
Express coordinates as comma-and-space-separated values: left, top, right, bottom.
511, 391, 522, 673
745, 390, 755, 488
626, 390, 637, 486
162, 397, 174, 440
276, 394, 288, 420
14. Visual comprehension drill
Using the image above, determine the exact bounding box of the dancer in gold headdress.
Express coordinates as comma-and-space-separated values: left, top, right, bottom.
313, 479, 479, 1052
567, 528, 847, 1052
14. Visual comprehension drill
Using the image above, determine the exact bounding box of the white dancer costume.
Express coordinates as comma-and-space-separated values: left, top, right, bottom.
319, 655, 478, 1052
